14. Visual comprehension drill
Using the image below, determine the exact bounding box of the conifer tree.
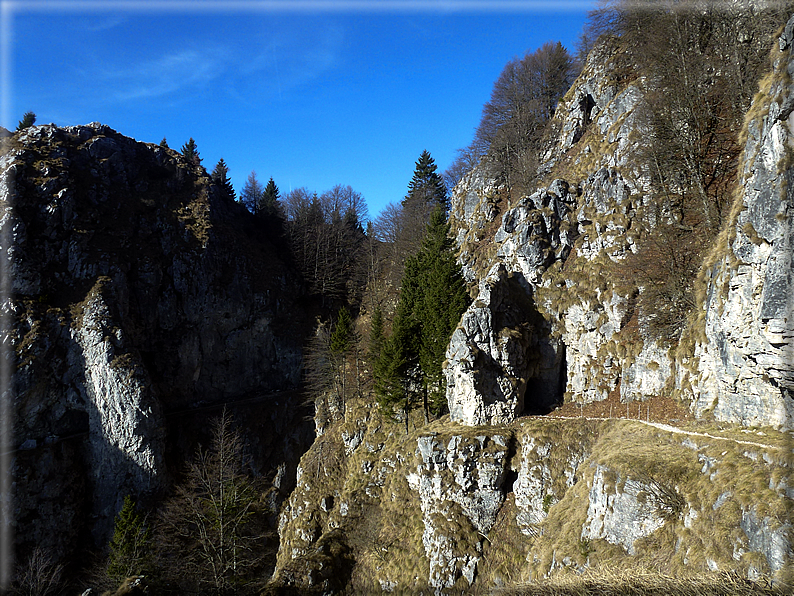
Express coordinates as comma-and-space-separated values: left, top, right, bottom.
374, 329, 410, 431
330, 306, 353, 357
212, 158, 236, 202
404, 150, 447, 210
241, 170, 265, 214
180, 138, 201, 165
374, 205, 469, 422
159, 137, 168, 148
368, 306, 384, 366
16, 111, 36, 131
259, 177, 281, 219
392, 150, 450, 270
107, 495, 151, 583
414, 206, 469, 414
330, 306, 353, 409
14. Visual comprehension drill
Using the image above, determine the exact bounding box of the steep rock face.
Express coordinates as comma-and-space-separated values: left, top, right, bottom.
581, 465, 666, 555
72, 279, 166, 543
407, 433, 509, 592
512, 430, 590, 534
446, 36, 674, 423
447, 20, 794, 429
680, 22, 794, 428
2, 123, 310, 557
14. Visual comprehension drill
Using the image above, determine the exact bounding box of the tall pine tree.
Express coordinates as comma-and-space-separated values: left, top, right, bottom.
404, 150, 448, 211
368, 306, 385, 366
414, 206, 469, 415
375, 204, 469, 423
180, 138, 201, 165
395, 150, 450, 267
259, 177, 281, 219
107, 495, 151, 583
330, 306, 353, 409
211, 158, 236, 202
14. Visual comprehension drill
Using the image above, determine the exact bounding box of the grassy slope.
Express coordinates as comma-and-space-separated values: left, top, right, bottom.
270, 393, 793, 594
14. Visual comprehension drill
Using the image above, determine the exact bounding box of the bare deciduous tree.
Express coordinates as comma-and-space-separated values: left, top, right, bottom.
13, 547, 63, 596
467, 41, 577, 196
280, 186, 368, 305
156, 412, 264, 594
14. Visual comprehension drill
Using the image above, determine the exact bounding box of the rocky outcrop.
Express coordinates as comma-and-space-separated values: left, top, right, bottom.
581, 465, 666, 555
406, 433, 509, 592
271, 409, 793, 592
447, 18, 794, 429
445, 35, 672, 423
445, 264, 563, 426
3, 123, 311, 559
72, 279, 166, 544
680, 20, 794, 428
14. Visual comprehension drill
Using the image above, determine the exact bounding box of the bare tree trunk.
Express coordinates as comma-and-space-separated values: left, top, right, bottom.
423, 384, 429, 424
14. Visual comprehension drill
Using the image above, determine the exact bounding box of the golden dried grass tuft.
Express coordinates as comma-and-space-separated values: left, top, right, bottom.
494, 568, 790, 596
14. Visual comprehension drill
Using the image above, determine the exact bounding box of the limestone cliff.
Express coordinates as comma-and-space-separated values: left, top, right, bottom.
2, 123, 312, 559
269, 14, 794, 595
270, 397, 792, 594
445, 18, 794, 430
445, 34, 668, 426
678, 26, 794, 428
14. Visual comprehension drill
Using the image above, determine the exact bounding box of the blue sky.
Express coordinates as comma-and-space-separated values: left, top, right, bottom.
3, 0, 596, 218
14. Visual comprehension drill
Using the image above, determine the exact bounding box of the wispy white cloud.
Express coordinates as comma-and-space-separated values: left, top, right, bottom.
238, 23, 344, 97
81, 14, 126, 31
100, 47, 228, 101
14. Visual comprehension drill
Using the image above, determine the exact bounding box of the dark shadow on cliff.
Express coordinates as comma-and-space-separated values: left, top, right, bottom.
493, 272, 565, 416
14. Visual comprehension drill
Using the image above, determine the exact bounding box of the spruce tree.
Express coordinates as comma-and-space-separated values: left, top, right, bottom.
396, 150, 450, 263
404, 150, 447, 211
374, 331, 410, 429
330, 306, 353, 409
211, 158, 236, 202
180, 138, 201, 165
107, 495, 151, 582
259, 177, 281, 219
330, 306, 352, 356
16, 111, 36, 131
415, 206, 469, 414
374, 205, 469, 421
159, 137, 168, 148
368, 306, 385, 366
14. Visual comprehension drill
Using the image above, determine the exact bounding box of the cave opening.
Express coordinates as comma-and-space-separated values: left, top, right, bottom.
522, 340, 567, 416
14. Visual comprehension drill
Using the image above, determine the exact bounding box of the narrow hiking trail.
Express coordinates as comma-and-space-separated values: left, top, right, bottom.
542, 414, 791, 452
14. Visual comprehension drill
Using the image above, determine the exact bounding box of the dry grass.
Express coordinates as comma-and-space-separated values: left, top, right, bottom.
495, 568, 790, 596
